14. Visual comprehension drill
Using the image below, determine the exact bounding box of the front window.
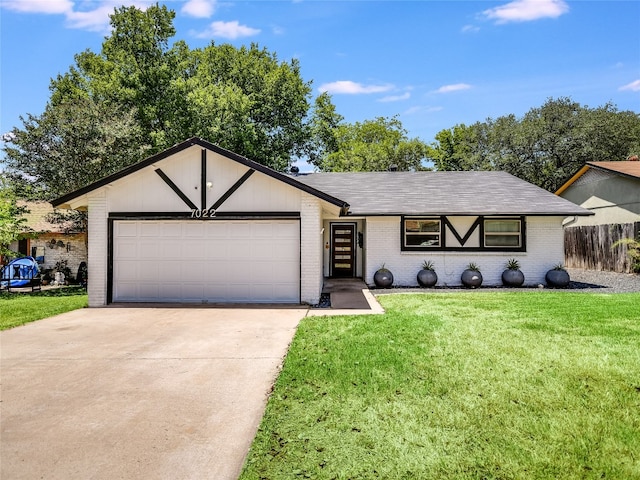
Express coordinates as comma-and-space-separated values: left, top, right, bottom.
484, 219, 522, 248
403, 218, 441, 249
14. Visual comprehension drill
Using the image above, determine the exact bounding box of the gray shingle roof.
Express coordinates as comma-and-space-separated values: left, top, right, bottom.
293, 171, 592, 216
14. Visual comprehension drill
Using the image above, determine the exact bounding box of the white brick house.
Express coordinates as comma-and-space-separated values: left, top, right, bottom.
52, 137, 592, 306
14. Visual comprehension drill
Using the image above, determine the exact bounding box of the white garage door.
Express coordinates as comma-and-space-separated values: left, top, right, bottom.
113, 220, 300, 303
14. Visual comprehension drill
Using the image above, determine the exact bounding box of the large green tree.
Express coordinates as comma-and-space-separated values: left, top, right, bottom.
3, 97, 147, 200
306, 92, 344, 168
0, 179, 28, 257
318, 116, 429, 172
46, 3, 311, 171
3, 3, 316, 199
429, 98, 640, 191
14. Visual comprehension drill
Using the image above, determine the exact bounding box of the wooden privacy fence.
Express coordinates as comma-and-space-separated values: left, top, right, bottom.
564, 222, 640, 273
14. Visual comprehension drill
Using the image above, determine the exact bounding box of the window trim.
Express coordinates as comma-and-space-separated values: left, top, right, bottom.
400, 215, 526, 252
483, 217, 523, 249
401, 217, 442, 251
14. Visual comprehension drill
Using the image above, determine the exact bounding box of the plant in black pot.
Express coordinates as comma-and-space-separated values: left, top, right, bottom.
502, 258, 525, 287
373, 264, 394, 288
545, 263, 570, 288
461, 262, 482, 288
417, 260, 438, 288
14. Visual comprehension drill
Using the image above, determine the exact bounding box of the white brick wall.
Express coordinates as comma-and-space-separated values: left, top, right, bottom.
365, 216, 566, 287
300, 193, 323, 305
87, 192, 108, 307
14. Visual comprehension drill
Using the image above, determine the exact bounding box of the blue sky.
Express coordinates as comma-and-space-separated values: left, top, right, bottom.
1, 0, 639, 162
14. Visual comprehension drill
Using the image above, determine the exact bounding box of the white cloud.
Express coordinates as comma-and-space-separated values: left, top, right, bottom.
461, 24, 480, 33
619, 79, 640, 92
433, 83, 472, 94
65, 4, 116, 32
379, 92, 411, 103
405, 105, 443, 115
483, 0, 569, 24
193, 20, 260, 39
181, 0, 216, 18
318, 81, 393, 95
1, 0, 73, 14
1, 1, 154, 32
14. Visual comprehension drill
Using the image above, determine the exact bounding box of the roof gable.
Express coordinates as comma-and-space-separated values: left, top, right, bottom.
556, 160, 640, 195
51, 137, 349, 212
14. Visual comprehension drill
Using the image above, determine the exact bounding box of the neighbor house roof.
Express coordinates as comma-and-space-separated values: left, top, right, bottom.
18, 201, 65, 233
555, 160, 640, 195
294, 171, 593, 216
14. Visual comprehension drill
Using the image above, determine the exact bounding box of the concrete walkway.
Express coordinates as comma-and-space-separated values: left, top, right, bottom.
1, 307, 305, 480
307, 278, 384, 317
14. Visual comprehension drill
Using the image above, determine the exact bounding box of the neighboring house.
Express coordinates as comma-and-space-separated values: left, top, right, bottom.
555, 160, 640, 273
7, 201, 87, 280
52, 137, 591, 307
555, 160, 640, 226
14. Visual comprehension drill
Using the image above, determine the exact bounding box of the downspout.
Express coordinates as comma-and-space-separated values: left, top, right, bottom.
562, 216, 578, 227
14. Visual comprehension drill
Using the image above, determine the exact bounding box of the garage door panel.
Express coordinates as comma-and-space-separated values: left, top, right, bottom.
139, 222, 160, 237
113, 220, 300, 303
205, 240, 228, 259
116, 262, 138, 281
161, 222, 183, 237
116, 240, 139, 260
139, 263, 159, 281
184, 223, 204, 238
138, 283, 159, 299
116, 222, 138, 237
139, 242, 160, 259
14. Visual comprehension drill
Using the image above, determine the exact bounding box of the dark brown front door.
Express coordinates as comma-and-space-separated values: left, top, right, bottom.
331, 224, 355, 277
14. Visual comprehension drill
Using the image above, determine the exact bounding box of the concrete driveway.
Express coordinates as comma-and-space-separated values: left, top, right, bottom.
1, 306, 306, 480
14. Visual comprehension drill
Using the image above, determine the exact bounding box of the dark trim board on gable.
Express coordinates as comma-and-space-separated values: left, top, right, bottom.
210, 169, 255, 211
155, 169, 198, 210
51, 137, 350, 212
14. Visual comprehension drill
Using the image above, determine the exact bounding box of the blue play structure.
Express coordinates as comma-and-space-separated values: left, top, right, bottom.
1, 256, 42, 291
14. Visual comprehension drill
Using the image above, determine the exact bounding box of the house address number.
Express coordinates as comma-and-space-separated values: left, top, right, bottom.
190, 208, 217, 218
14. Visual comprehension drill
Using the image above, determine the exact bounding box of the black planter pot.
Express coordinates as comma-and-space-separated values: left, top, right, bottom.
546, 269, 570, 288
417, 269, 438, 288
374, 269, 394, 288
461, 269, 483, 288
502, 269, 525, 287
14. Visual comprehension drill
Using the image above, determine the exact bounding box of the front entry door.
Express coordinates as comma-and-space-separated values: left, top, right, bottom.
331, 224, 355, 277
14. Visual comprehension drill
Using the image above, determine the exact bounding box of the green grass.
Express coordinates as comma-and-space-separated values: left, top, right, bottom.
240, 292, 640, 480
0, 287, 88, 330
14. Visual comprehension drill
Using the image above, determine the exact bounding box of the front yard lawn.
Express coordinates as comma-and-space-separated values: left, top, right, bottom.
0, 287, 88, 330
241, 292, 640, 480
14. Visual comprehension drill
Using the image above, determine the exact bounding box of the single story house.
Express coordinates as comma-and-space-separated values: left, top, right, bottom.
555, 160, 640, 227
6, 201, 87, 281
52, 137, 591, 307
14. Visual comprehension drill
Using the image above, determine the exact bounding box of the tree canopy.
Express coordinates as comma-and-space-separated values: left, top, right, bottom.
0, 179, 28, 257
3, 4, 638, 200
428, 98, 640, 192
313, 116, 429, 172
3, 3, 316, 199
